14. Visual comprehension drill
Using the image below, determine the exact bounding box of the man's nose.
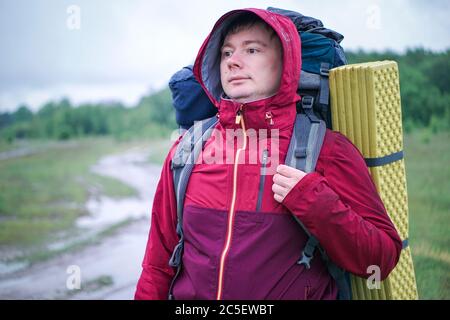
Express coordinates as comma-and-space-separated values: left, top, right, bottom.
227, 52, 243, 69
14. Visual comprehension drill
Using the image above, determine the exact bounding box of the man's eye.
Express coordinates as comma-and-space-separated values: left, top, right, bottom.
222, 50, 232, 57
248, 48, 259, 54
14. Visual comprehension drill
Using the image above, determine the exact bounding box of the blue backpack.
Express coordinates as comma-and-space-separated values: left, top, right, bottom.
169, 7, 347, 130
167, 8, 351, 300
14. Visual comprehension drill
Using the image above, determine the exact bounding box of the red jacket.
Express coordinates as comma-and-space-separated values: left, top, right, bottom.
135, 8, 402, 300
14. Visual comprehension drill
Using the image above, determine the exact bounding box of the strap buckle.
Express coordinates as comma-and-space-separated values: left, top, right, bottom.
297, 251, 313, 269
302, 96, 314, 110
295, 147, 307, 159
168, 241, 184, 268
171, 155, 184, 169
296, 236, 319, 269
320, 66, 330, 77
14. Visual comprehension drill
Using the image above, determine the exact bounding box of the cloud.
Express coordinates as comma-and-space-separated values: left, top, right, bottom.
0, 0, 449, 112
0, 82, 151, 112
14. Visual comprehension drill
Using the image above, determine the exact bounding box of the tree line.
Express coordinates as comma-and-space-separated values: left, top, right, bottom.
1, 48, 449, 143
0, 88, 176, 142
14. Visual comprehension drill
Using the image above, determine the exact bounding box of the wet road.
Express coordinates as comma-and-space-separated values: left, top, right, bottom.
0, 146, 163, 299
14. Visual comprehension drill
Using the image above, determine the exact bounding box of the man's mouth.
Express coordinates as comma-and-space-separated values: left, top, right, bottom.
229, 76, 250, 83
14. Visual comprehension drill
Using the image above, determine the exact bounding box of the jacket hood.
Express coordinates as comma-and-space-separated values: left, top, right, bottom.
193, 8, 301, 131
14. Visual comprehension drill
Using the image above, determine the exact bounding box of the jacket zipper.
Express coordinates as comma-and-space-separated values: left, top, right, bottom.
256, 149, 268, 212
216, 104, 246, 300
255, 110, 272, 211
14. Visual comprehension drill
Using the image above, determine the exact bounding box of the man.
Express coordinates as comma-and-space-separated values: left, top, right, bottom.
135, 8, 402, 300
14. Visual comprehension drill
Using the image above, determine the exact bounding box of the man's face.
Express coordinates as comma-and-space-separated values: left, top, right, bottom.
220, 23, 283, 104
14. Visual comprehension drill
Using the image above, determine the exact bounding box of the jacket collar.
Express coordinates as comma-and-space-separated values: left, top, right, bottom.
217, 93, 299, 133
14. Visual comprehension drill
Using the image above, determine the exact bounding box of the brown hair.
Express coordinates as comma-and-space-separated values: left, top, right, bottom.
220, 12, 278, 46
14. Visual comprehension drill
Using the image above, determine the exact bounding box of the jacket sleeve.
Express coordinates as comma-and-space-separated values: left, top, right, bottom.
281, 132, 402, 280
134, 141, 180, 300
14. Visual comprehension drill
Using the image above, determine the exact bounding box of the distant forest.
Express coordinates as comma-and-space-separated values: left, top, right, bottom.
1, 48, 449, 142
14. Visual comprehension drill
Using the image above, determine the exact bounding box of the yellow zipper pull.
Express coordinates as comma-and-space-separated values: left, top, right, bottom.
265, 111, 274, 125
235, 110, 242, 124
235, 105, 244, 124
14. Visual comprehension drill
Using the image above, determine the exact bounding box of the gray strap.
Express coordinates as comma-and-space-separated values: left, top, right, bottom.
284, 112, 352, 300
319, 62, 330, 106
364, 151, 404, 167
172, 116, 218, 229
402, 239, 409, 250
298, 70, 321, 90
285, 113, 326, 173
285, 112, 351, 300
286, 113, 326, 267
314, 240, 351, 300
285, 114, 308, 171
301, 96, 320, 123
296, 224, 319, 269
326, 259, 351, 300
168, 116, 217, 300
173, 116, 218, 237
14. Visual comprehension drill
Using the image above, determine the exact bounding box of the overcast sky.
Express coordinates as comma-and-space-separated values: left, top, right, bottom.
1, 0, 449, 112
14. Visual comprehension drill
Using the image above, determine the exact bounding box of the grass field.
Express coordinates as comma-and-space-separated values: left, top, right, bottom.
0, 137, 150, 248
404, 130, 450, 300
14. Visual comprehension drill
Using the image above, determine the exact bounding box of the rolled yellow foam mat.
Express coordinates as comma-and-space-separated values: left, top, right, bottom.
329, 61, 419, 300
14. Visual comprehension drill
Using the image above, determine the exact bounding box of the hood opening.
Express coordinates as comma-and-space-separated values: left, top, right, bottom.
201, 12, 253, 102
196, 8, 301, 109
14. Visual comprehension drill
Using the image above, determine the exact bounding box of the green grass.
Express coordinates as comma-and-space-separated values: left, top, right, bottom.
0, 137, 142, 247
146, 138, 174, 165
404, 130, 450, 299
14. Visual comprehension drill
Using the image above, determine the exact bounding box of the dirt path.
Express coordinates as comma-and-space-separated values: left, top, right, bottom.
0, 145, 163, 299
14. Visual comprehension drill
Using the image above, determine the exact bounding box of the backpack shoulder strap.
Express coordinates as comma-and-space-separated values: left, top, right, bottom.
171, 115, 219, 220
170, 115, 218, 251
285, 110, 352, 300
167, 115, 218, 299
285, 107, 326, 173
285, 110, 326, 263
